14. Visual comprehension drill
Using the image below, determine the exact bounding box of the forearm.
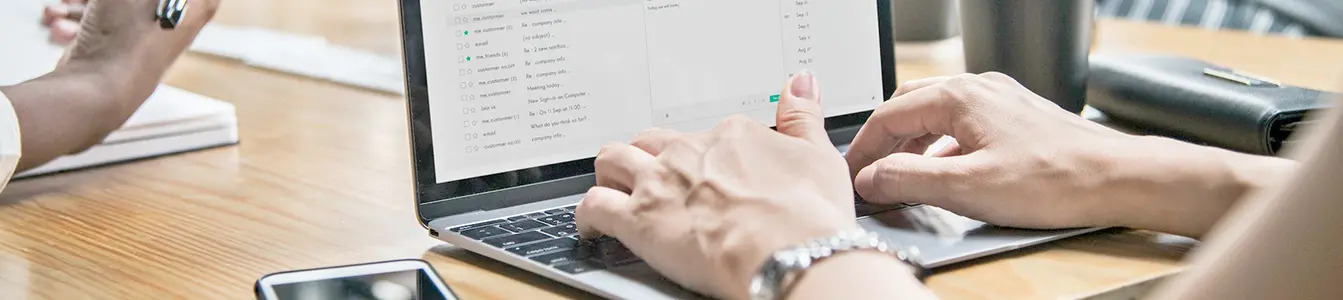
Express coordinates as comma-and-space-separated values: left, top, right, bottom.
1102, 136, 1296, 238
0, 57, 154, 171
788, 251, 937, 300
1151, 109, 1343, 300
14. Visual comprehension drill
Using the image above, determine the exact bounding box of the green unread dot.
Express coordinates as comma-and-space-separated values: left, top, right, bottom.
770, 94, 780, 103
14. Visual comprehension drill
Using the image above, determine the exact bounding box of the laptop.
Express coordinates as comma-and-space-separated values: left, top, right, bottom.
396, 1, 1101, 298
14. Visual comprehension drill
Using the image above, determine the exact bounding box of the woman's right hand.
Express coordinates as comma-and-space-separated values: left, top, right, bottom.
62, 0, 219, 67
8, 0, 222, 171
57, 0, 220, 117
844, 73, 1293, 237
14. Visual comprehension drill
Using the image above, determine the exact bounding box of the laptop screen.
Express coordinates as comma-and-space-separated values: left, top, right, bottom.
402, 0, 895, 211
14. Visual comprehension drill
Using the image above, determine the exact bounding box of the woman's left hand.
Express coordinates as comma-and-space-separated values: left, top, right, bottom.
576, 72, 860, 299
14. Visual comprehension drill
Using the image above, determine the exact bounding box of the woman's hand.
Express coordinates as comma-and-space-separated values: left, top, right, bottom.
845, 73, 1294, 237
58, 0, 220, 119
7, 0, 221, 171
576, 72, 863, 299
62, 0, 219, 71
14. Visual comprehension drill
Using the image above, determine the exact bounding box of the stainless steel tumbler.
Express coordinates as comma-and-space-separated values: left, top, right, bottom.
960, 0, 1094, 113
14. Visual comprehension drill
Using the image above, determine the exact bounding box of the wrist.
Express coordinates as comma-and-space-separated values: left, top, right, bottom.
65, 23, 180, 103
37, 56, 148, 140
63, 41, 165, 111
1218, 149, 1297, 197
744, 228, 922, 300
801, 250, 919, 281
730, 220, 862, 300
1102, 136, 1290, 237
788, 251, 932, 300
728, 193, 861, 299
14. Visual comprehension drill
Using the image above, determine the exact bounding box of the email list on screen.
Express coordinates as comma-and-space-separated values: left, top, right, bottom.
421, 0, 883, 183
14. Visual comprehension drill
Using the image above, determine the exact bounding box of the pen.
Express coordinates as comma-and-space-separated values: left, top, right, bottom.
155, 0, 189, 29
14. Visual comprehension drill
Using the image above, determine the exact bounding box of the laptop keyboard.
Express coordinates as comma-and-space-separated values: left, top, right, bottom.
451, 205, 637, 274
449, 200, 908, 275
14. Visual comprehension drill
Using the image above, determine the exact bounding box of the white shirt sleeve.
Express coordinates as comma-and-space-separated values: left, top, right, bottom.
0, 90, 22, 193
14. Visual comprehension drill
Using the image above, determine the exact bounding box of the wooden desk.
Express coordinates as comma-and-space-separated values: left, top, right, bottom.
2, 1, 1341, 297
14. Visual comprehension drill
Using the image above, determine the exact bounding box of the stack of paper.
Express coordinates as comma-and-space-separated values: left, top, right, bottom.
2, 0, 239, 178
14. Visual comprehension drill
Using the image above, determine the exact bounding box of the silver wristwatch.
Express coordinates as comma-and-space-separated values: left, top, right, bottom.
747, 229, 924, 300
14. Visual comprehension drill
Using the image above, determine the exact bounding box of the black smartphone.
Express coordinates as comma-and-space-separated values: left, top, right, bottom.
255, 259, 458, 300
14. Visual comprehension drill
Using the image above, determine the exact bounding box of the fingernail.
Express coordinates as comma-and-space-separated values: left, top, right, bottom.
790, 70, 817, 100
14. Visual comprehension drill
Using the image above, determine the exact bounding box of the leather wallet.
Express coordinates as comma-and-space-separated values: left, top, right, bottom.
1087, 54, 1335, 155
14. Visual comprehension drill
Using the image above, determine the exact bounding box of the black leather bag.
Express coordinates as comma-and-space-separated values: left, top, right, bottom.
1088, 54, 1334, 155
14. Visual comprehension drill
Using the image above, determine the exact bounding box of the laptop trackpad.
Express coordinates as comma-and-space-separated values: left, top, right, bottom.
859, 205, 1100, 268
595, 262, 707, 299
577, 205, 1096, 299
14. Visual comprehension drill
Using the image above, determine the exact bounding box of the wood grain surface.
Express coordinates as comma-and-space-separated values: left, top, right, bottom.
1, 0, 1340, 298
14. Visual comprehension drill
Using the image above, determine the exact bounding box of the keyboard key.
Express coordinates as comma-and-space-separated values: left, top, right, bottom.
589, 237, 640, 266
553, 260, 606, 274
530, 249, 591, 265
552, 213, 575, 223
562, 205, 576, 211
854, 202, 909, 217
506, 215, 530, 222
482, 231, 549, 248
501, 220, 548, 232
540, 224, 578, 237
536, 213, 574, 226
450, 219, 507, 232
600, 253, 641, 267
535, 215, 564, 225
525, 212, 548, 218
598, 248, 640, 266
544, 208, 567, 215
594, 237, 630, 255
507, 238, 580, 257
460, 226, 510, 240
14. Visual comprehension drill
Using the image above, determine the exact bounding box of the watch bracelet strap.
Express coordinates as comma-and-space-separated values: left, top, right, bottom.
752, 229, 926, 299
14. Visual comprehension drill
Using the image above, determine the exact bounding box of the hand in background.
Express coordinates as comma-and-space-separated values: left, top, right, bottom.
6, 0, 221, 171
60, 0, 220, 123
576, 72, 862, 299
63, 0, 218, 71
845, 73, 1292, 237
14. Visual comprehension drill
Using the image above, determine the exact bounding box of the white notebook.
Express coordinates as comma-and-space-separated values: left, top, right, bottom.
2, 0, 239, 178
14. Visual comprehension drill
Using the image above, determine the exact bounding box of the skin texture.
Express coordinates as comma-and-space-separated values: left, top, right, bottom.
2, 0, 219, 172
1152, 104, 1343, 299
844, 73, 1295, 238
576, 72, 933, 299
